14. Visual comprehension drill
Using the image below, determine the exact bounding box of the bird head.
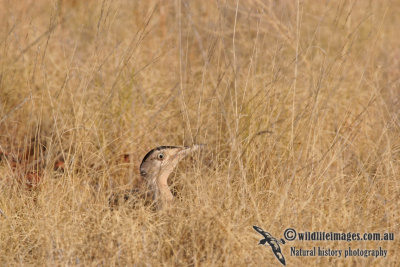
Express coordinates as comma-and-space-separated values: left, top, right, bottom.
139, 145, 204, 188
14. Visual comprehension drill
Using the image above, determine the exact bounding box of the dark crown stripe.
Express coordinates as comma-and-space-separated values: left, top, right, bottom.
140, 146, 183, 169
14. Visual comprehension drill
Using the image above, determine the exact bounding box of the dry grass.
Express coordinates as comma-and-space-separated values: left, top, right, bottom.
0, 0, 399, 266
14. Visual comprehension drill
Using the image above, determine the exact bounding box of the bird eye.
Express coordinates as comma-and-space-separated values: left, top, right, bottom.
157, 153, 164, 160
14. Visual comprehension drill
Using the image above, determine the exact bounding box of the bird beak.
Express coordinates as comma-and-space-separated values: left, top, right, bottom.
176, 144, 206, 160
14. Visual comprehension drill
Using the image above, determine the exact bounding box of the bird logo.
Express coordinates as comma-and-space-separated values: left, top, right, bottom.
253, 225, 286, 266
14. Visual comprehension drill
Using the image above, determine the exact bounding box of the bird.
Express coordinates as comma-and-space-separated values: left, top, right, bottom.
109, 144, 204, 210
253, 226, 286, 266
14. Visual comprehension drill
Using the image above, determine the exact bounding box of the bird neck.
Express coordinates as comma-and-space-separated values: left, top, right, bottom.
156, 171, 174, 202
145, 171, 173, 206
157, 182, 173, 202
